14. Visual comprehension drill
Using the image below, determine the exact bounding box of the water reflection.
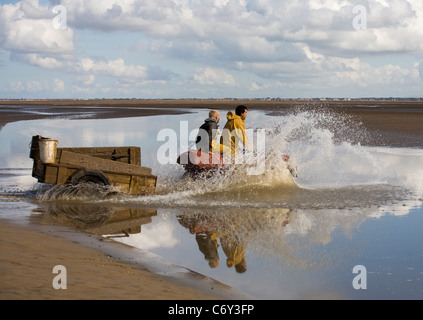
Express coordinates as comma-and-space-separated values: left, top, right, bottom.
178, 208, 291, 273
38, 201, 157, 238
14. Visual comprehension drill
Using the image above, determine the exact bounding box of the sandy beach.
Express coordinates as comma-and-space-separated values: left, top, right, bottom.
1, 99, 423, 300
0, 220, 220, 300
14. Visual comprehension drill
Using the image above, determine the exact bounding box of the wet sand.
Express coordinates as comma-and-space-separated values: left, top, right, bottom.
1, 99, 423, 300
0, 220, 220, 300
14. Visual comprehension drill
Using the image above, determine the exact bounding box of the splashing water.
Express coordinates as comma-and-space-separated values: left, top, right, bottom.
267, 108, 384, 189
274, 108, 423, 195
36, 183, 118, 202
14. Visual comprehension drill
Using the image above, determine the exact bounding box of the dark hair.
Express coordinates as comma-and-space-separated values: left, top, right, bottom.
235, 105, 248, 116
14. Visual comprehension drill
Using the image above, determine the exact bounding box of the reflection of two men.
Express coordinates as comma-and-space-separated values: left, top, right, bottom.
178, 215, 248, 274
196, 231, 247, 274
178, 209, 292, 274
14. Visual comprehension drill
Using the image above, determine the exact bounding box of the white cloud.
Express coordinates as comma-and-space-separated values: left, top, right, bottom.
8, 81, 25, 93
194, 67, 237, 87
0, 1, 75, 55
6, 78, 66, 94
11, 52, 67, 69
1, 0, 422, 98
74, 58, 148, 80
61, 0, 190, 35
58, 0, 423, 54
75, 74, 95, 87
281, 1, 423, 55
26, 80, 43, 92
52, 78, 65, 92
0, 1, 169, 84
235, 43, 422, 97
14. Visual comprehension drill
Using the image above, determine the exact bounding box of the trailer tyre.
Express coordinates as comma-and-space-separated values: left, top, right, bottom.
69, 169, 111, 186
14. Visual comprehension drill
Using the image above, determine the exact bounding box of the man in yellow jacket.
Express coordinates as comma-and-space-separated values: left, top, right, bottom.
219, 105, 250, 158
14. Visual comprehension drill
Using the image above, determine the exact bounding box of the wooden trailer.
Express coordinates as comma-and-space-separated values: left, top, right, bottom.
30, 135, 157, 195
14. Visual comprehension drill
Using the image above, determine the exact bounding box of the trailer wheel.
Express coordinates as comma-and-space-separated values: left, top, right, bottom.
69, 169, 111, 186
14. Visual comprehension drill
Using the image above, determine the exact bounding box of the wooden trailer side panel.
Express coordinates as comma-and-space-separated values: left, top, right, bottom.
58, 151, 152, 176
33, 163, 76, 185
108, 174, 157, 195
130, 175, 157, 195
44, 165, 59, 184
56, 147, 141, 165
107, 173, 132, 193
32, 161, 45, 182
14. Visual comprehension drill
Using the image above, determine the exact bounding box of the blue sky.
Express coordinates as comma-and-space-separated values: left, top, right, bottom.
0, 0, 422, 99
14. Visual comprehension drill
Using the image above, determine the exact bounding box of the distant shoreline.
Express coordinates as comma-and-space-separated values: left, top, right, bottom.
1, 98, 423, 107
1, 98, 423, 114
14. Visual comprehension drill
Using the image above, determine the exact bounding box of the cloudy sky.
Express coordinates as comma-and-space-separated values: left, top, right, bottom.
0, 0, 422, 99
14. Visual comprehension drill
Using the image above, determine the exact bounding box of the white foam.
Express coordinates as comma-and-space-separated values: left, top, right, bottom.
366, 147, 423, 195
262, 110, 423, 197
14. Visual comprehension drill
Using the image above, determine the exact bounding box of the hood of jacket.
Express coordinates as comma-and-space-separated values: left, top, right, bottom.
204, 117, 218, 124
226, 111, 245, 122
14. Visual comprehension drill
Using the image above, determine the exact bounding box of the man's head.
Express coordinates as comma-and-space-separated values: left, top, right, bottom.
235, 258, 247, 274
209, 110, 220, 123
235, 105, 248, 120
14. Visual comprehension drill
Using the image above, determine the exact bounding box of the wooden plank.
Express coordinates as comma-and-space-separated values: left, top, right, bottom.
57, 147, 141, 164
130, 147, 141, 166
108, 173, 157, 194
44, 166, 58, 184
56, 166, 69, 185
32, 161, 46, 182
130, 176, 157, 195
59, 150, 152, 176
55, 149, 62, 163
107, 173, 131, 192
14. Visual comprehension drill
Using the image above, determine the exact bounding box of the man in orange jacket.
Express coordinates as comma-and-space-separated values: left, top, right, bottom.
220, 105, 251, 158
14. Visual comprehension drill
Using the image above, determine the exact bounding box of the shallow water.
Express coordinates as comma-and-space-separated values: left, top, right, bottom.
1, 107, 422, 299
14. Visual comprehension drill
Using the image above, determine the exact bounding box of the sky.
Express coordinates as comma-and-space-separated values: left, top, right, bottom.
0, 0, 422, 99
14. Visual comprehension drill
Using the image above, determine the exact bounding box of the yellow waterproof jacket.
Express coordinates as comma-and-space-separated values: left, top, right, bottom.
219, 111, 250, 156
220, 236, 247, 269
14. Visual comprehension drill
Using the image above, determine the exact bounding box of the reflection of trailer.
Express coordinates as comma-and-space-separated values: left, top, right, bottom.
30, 135, 157, 195
40, 201, 157, 237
